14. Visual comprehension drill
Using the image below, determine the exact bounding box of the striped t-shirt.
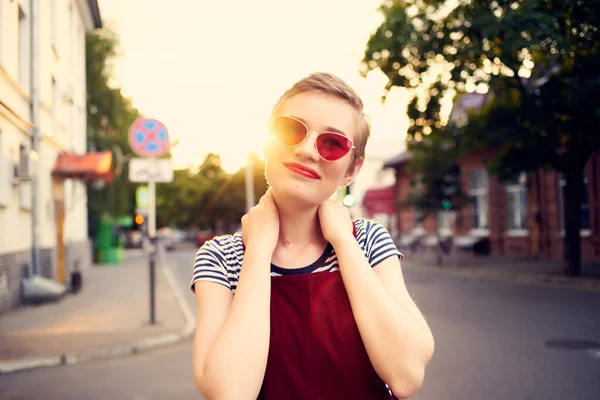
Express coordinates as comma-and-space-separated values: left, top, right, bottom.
189, 218, 403, 294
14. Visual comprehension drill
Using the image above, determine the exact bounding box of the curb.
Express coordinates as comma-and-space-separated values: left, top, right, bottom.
404, 263, 600, 292
0, 263, 196, 375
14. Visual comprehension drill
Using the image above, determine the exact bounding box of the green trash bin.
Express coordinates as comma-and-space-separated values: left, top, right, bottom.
95, 216, 124, 264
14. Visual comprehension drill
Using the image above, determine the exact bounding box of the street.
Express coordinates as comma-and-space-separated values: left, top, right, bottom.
1, 248, 599, 400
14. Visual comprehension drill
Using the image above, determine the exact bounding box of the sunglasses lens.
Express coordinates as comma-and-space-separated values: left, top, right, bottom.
273, 117, 307, 146
316, 133, 352, 161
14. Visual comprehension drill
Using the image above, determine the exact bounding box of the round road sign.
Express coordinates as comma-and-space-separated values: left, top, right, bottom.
128, 118, 170, 158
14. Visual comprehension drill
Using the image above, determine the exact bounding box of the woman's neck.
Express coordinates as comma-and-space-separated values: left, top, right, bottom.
273, 197, 325, 249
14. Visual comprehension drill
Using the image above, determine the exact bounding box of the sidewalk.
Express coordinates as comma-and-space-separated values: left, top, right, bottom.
0, 249, 195, 374
403, 252, 600, 292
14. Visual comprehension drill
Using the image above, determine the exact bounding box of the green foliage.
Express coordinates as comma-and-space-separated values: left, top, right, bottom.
364, 0, 600, 273
155, 153, 268, 230
85, 29, 141, 222
85, 29, 268, 232
364, 0, 600, 175
402, 121, 467, 219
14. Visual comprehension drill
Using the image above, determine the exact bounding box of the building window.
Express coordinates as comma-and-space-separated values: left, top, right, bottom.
52, 78, 58, 135
51, 0, 58, 52
18, 144, 32, 210
558, 171, 590, 232
18, 5, 28, 87
506, 173, 527, 232
437, 210, 454, 236
68, 4, 73, 63
68, 102, 74, 146
0, 129, 6, 206
411, 178, 425, 234
19, 144, 29, 174
413, 209, 424, 234
79, 26, 84, 82
0, 0, 3, 62
18, 143, 33, 180
469, 169, 489, 231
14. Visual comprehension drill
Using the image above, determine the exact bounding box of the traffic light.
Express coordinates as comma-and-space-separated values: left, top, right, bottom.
133, 214, 145, 230
342, 185, 355, 207
442, 200, 451, 210
343, 194, 355, 207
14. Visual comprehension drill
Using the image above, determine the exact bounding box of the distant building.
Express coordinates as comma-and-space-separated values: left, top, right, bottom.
386, 149, 600, 262
0, 0, 106, 314
350, 150, 398, 237
384, 92, 600, 262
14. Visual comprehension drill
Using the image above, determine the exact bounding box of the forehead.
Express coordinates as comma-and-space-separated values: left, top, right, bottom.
277, 92, 358, 140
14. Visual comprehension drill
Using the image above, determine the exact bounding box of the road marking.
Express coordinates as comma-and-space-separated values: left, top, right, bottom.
160, 263, 196, 338
0, 357, 61, 374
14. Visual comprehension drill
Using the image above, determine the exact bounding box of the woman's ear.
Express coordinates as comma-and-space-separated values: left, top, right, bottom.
343, 157, 364, 186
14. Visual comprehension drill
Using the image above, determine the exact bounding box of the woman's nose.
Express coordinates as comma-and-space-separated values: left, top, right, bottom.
293, 131, 320, 161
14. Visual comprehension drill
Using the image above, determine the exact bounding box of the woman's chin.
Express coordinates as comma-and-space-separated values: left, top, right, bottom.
271, 184, 330, 208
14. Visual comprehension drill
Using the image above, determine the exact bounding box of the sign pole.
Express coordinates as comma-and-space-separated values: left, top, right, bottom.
148, 178, 157, 325
148, 175, 157, 239
127, 118, 171, 327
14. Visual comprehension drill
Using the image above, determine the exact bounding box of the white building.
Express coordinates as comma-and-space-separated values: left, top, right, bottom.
0, 0, 103, 314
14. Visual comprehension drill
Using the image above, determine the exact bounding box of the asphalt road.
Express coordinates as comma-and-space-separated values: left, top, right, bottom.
1, 248, 599, 400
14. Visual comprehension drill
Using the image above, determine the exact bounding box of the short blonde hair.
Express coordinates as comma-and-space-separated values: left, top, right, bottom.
270, 72, 370, 171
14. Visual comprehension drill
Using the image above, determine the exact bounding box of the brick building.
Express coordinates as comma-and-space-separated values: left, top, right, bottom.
383, 89, 600, 264
383, 149, 600, 263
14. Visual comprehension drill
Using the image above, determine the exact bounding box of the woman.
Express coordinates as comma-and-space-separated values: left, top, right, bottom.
190, 72, 434, 399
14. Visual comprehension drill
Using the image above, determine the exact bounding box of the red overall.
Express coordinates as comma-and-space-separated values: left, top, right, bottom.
254, 223, 398, 399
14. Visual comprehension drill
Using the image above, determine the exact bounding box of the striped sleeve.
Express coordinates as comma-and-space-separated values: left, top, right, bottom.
189, 239, 231, 293
364, 220, 404, 268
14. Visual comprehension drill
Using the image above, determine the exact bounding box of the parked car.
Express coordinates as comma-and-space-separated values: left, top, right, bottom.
125, 230, 144, 249
195, 231, 216, 247
158, 227, 184, 251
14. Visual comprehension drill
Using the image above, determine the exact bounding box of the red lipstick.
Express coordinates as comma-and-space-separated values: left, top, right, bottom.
284, 162, 320, 180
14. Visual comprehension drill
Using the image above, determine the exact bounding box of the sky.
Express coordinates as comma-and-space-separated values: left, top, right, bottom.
97, 0, 409, 173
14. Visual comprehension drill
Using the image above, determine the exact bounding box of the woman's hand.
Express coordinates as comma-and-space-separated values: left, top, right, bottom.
242, 188, 280, 253
318, 199, 354, 246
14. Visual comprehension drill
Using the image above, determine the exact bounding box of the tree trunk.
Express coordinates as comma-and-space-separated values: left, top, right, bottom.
562, 167, 583, 276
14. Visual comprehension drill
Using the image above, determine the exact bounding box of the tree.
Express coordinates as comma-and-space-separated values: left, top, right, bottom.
363, 0, 600, 275
155, 152, 268, 231
86, 28, 142, 225
404, 123, 467, 265
86, 29, 268, 235
155, 153, 227, 230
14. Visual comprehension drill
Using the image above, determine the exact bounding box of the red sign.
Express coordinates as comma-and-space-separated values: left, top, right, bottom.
362, 185, 396, 216
128, 118, 170, 158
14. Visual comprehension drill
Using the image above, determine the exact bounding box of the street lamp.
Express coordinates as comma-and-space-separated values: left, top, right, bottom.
245, 152, 256, 211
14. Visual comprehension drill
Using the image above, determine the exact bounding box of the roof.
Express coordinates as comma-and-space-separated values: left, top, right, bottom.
87, 0, 102, 28
456, 92, 489, 110
448, 92, 489, 122
382, 151, 412, 168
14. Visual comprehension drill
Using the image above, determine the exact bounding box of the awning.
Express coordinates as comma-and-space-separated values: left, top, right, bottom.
362, 185, 396, 216
52, 151, 113, 182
